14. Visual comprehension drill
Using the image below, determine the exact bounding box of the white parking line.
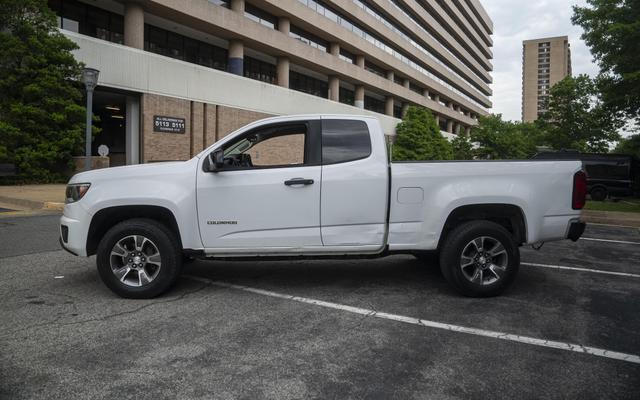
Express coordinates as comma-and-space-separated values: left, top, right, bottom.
184, 275, 640, 365
581, 237, 640, 245
522, 262, 640, 278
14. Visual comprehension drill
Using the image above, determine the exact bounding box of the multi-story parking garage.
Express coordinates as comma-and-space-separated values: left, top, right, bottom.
48, 0, 493, 166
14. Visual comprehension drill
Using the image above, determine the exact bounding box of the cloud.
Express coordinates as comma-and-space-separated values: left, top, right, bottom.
482, 0, 599, 121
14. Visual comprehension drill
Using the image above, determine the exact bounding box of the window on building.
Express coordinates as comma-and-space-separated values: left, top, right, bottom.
409, 82, 423, 95
364, 95, 385, 114
244, 3, 277, 29
393, 75, 404, 85
394, 103, 403, 118
208, 0, 230, 7
365, 60, 386, 77
339, 48, 355, 64
144, 25, 227, 71
339, 87, 355, 106
48, 0, 124, 44
244, 56, 277, 84
290, 71, 328, 98
289, 26, 328, 52
321, 119, 371, 164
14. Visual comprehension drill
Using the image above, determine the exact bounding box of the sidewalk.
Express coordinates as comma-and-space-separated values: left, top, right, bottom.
0, 184, 66, 211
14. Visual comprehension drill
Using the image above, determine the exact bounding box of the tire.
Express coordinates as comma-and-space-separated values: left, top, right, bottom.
590, 187, 607, 202
96, 218, 183, 299
439, 221, 519, 297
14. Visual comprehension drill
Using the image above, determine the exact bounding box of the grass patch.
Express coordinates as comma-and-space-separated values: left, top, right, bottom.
584, 199, 640, 213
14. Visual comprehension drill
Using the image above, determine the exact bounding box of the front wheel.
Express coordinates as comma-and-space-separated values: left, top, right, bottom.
96, 218, 182, 299
439, 221, 519, 297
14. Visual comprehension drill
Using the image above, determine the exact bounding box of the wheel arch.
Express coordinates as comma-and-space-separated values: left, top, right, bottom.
437, 204, 528, 249
86, 205, 182, 256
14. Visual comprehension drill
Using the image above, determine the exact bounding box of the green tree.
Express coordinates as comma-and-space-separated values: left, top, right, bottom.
451, 134, 474, 160
537, 75, 622, 152
614, 134, 640, 159
392, 106, 453, 161
0, 0, 86, 182
470, 114, 538, 159
572, 0, 640, 122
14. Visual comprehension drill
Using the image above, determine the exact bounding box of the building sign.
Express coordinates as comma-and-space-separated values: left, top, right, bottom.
153, 116, 186, 134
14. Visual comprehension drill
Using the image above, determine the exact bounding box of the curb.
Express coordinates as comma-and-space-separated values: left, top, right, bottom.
0, 195, 43, 210
44, 202, 65, 211
581, 210, 640, 228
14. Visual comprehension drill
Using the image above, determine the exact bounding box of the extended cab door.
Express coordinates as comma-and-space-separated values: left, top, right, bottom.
197, 119, 322, 251
320, 118, 389, 250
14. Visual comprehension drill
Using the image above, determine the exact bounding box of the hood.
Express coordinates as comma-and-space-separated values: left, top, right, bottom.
68, 160, 196, 184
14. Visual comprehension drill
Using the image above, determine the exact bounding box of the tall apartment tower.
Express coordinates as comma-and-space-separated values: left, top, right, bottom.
522, 36, 571, 122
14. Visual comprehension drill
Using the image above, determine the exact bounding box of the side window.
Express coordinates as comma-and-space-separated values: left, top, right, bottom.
221, 123, 308, 169
321, 120, 371, 164
247, 133, 305, 167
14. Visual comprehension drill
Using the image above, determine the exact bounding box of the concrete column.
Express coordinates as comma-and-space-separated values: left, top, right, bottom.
230, 0, 244, 13
434, 114, 440, 125
402, 102, 409, 117
386, 70, 394, 81
227, 39, 244, 76
433, 93, 440, 103
329, 76, 339, 101
356, 55, 365, 68
454, 123, 461, 135
446, 119, 453, 133
465, 126, 471, 136
125, 96, 140, 165
403, 79, 410, 89
278, 17, 290, 34
355, 85, 364, 108
329, 42, 340, 57
423, 88, 430, 98
276, 57, 289, 88
385, 96, 394, 116
124, 2, 144, 49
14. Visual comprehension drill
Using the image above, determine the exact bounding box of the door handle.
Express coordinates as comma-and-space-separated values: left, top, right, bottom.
284, 178, 314, 186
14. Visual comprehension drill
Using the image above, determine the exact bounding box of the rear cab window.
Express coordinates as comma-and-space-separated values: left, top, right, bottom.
321, 119, 371, 164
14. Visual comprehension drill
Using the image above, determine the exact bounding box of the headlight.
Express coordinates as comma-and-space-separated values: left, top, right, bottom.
65, 183, 91, 203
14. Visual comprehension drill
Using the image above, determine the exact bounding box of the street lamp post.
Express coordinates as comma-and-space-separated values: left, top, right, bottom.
81, 68, 100, 171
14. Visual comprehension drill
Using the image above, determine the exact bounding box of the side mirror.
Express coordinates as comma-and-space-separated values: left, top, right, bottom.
206, 149, 225, 172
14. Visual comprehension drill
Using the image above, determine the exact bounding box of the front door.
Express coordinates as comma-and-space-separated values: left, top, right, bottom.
197, 120, 322, 252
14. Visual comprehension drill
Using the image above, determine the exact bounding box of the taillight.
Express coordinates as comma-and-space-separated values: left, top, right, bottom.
572, 170, 587, 210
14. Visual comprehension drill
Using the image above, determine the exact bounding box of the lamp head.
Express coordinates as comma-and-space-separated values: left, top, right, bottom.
81, 67, 100, 91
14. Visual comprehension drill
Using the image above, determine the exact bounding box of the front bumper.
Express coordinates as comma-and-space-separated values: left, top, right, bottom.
567, 220, 586, 242
59, 203, 92, 256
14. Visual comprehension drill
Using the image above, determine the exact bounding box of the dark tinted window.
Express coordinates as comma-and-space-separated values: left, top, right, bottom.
322, 120, 371, 164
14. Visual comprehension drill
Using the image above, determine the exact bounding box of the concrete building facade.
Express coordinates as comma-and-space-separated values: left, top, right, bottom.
522, 36, 571, 122
48, 0, 493, 165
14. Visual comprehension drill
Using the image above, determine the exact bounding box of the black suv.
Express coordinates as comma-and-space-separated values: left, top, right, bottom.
533, 151, 638, 201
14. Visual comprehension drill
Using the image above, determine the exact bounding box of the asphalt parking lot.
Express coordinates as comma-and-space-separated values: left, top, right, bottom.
1, 212, 639, 399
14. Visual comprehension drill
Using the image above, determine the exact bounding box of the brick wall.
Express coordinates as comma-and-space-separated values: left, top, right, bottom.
141, 94, 273, 162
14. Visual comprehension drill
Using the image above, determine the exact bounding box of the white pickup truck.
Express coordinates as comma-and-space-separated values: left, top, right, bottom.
60, 114, 587, 298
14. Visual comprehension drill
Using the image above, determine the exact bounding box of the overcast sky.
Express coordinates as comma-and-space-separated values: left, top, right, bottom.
482, 0, 598, 122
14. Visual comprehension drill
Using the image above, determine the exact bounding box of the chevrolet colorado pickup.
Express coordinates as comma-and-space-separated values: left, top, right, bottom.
60, 115, 587, 298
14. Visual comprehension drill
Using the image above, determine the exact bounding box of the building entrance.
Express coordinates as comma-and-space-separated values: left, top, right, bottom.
92, 90, 127, 167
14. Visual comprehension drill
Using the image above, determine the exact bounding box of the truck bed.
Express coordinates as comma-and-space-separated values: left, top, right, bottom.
388, 160, 583, 250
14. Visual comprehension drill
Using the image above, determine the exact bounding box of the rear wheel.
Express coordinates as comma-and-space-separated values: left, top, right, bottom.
96, 218, 182, 299
590, 187, 607, 201
439, 221, 519, 297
